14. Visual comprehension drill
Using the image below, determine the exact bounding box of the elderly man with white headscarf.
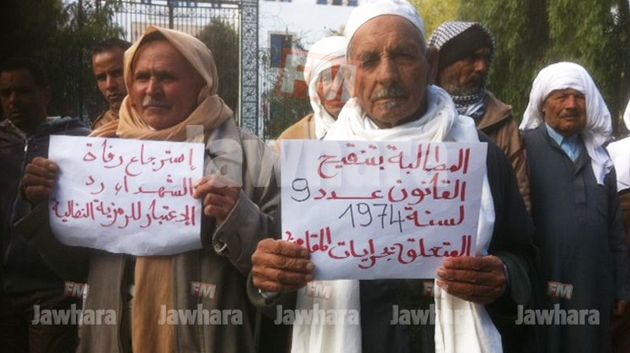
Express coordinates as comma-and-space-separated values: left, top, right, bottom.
250, 1, 536, 353
19, 26, 279, 353
520, 62, 630, 353
277, 35, 349, 140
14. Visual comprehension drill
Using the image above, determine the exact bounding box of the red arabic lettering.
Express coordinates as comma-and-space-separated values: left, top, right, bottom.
85, 175, 106, 195
404, 205, 465, 228
50, 198, 198, 229
315, 144, 472, 179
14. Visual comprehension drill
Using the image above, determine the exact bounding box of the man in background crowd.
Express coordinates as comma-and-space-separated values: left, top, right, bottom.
429, 21, 530, 211
520, 62, 630, 353
0, 57, 89, 353
91, 38, 130, 129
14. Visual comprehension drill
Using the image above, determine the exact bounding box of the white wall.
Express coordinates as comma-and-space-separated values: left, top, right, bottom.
259, 0, 357, 49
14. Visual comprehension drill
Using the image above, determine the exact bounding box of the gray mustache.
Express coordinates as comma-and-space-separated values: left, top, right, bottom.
142, 98, 169, 108
372, 85, 408, 100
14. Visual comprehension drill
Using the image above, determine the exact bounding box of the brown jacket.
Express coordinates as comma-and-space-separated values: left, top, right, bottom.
91, 108, 119, 129
277, 113, 316, 140
18, 119, 280, 353
478, 91, 531, 212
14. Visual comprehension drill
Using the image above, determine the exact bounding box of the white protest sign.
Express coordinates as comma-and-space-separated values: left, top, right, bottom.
281, 140, 487, 280
48, 135, 204, 256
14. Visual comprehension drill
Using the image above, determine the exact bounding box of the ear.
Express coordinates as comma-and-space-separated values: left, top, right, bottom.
426, 46, 438, 85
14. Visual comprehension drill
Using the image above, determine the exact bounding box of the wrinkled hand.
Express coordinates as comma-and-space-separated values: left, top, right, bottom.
614, 300, 628, 316
22, 157, 59, 204
193, 175, 240, 223
252, 239, 314, 293
436, 255, 507, 304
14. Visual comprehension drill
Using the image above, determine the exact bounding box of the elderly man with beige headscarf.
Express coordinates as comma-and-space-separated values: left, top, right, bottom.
249, 1, 536, 353
19, 26, 279, 353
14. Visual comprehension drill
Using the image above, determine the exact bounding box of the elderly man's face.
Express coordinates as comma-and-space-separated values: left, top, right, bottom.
316, 65, 349, 118
130, 40, 204, 130
542, 88, 587, 137
437, 47, 490, 96
349, 15, 436, 128
93, 47, 126, 112
0, 69, 50, 132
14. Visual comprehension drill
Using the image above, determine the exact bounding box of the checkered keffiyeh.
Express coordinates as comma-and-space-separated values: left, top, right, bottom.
428, 21, 495, 118
428, 21, 495, 71
429, 21, 494, 51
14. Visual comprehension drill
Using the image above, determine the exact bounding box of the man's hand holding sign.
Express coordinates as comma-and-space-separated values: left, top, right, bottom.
193, 174, 240, 224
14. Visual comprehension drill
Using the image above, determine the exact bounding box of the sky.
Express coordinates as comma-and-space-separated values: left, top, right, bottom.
259, 0, 357, 49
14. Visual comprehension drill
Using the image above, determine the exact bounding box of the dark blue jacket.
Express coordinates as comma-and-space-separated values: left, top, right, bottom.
0, 117, 90, 293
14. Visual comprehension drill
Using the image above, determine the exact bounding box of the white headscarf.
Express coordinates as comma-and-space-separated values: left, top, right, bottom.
520, 62, 613, 185
343, 0, 425, 44
607, 99, 630, 191
304, 36, 348, 139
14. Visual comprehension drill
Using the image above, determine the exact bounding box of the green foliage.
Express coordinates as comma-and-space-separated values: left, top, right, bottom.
460, 0, 630, 130
54, 1, 124, 119
1, 0, 123, 119
411, 0, 460, 38
196, 19, 240, 114
546, 0, 626, 130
